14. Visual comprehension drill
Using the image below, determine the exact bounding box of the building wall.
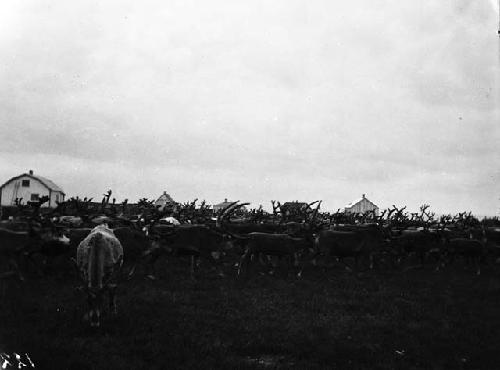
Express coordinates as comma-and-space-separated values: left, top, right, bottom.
49, 190, 64, 208
0, 176, 63, 208
345, 198, 379, 216
212, 204, 225, 213
212, 203, 247, 214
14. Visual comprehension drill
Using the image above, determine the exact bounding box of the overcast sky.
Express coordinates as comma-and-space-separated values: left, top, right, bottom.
0, 0, 499, 215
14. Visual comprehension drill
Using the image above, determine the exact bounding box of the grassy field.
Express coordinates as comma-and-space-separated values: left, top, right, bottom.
1, 258, 500, 370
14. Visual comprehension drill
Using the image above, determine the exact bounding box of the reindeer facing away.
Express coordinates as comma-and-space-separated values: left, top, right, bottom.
75, 224, 123, 327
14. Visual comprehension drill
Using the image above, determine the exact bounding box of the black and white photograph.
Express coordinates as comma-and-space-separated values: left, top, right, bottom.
0, 1, 499, 369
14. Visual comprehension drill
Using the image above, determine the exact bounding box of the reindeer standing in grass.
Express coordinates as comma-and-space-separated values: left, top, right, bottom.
75, 224, 124, 327
228, 201, 321, 278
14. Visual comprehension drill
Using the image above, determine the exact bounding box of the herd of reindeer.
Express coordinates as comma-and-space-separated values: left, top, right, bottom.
1, 190, 500, 327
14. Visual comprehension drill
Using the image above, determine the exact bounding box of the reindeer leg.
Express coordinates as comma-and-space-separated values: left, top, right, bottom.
447, 253, 455, 271
349, 256, 357, 272
9, 259, 24, 282
279, 256, 286, 277
293, 253, 303, 279
258, 253, 267, 266
289, 254, 295, 278
208, 252, 225, 278
418, 251, 425, 268
438, 250, 449, 272
434, 255, 443, 272
146, 251, 162, 280
335, 256, 352, 272
238, 250, 251, 278
0, 279, 6, 300
237, 255, 244, 277
108, 285, 118, 315
311, 256, 317, 266
22, 252, 41, 277
190, 255, 196, 280
281, 255, 289, 278
269, 256, 278, 276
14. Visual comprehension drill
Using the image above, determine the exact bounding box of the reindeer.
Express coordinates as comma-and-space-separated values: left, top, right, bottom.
314, 223, 387, 271
438, 216, 487, 275
223, 201, 320, 278
146, 224, 231, 279
235, 232, 313, 278
0, 221, 67, 294
143, 203, 245, 279
385, 205, 444, 268
75, 224, 124, 327
0, 228, 30, 295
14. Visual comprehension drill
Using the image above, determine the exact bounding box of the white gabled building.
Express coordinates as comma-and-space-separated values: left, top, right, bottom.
0, 170, 65, 208
154, 191, 176, 211
344, 194, 379, 216
212, 198, 248, 214
212, 198, 234, 213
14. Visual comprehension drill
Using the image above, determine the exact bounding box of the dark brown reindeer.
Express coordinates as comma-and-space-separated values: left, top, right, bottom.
385, 205, 445, 268
0, 220, 65, 295
231, 201, 321, 278
438, 213, 486, 275
314, 223, 387, 272
146, 224, 231, 279
236, 232, 314, 278
0, 228, 31, 289
144, 201, 247, 279
317, 204, 398, 271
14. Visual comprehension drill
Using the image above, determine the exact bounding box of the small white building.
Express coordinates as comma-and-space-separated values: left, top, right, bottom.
212, 199, 248, 214
344, 194, 379, 216
212, 199, 234, 213
0, 170, 65, 208
154, 191, 176, 211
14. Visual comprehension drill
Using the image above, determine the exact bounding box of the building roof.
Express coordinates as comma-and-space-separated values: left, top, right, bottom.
345, 194, 378, 209
213, 199, 235, 209
34, 175, 65, 193
0, 171, 65, 194
213, 199, 248, 210
155, 191, 175, 204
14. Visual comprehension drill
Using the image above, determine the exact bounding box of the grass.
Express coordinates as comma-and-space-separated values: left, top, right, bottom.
1, 257, 500, 369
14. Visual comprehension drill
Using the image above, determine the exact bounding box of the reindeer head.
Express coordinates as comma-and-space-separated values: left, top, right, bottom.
86, 286, 105, 328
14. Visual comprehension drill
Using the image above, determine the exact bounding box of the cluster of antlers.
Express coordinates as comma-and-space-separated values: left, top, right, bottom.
327, 208, 378, 225
5, 196, 51, 221
9, 189, 494, 232
174, 199, 213, 223
217, 201, 251, 225
368, 205, 481, 231
270, 200, 322, 224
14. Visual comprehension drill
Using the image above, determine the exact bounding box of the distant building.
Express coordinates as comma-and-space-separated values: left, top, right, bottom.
212, 198, 248, 214
344, 194, 379, 216
280, 201, 309, 215
0, 170, 65, 208
154, 191, 176, 211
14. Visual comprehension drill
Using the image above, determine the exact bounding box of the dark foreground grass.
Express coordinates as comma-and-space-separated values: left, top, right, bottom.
1, 259, 500, 370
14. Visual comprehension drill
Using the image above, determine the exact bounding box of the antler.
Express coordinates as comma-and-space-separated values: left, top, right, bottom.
308, 200, 322, 225
271, 200, 281, 217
